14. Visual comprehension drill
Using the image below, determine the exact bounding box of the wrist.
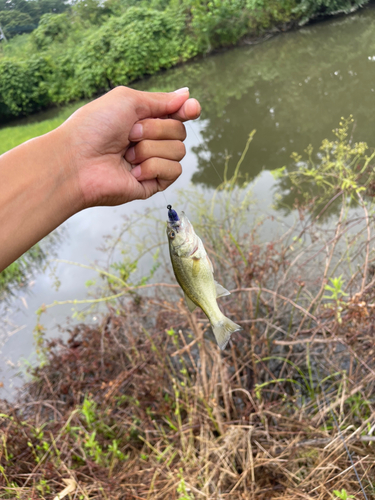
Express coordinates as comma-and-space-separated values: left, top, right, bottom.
47, 125, 85, 214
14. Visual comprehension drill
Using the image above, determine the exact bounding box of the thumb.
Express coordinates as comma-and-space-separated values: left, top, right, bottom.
132, 87, 190, 120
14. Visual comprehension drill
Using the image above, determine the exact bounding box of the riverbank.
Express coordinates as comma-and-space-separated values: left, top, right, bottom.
1, 122, 375, 498
2, 294, 374, 499
0, 0, 369, 123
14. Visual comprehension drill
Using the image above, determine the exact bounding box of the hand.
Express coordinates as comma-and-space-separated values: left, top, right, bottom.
61, 86, 201, 209
0, 85, 201, 271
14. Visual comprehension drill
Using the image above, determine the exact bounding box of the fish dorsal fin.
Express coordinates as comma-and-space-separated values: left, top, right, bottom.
215, 280, 231, 298
184, 293, 197, 312
206, 254, 214, 274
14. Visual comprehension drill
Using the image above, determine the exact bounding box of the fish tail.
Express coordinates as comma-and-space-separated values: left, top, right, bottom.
212, 316, 242, 350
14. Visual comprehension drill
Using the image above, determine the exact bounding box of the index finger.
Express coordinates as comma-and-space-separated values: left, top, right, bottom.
166, 98, 201, 122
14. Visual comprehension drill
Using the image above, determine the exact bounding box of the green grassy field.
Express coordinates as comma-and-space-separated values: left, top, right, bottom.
0, 100, 86, 155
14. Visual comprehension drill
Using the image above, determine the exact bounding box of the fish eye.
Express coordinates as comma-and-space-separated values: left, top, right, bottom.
170, 231, 176, 239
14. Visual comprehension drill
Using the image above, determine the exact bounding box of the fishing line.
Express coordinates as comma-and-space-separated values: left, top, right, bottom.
162, 122, 223, 209
187, 122, 225, 185
314, 365, 369, 499
161, 190, 169, 206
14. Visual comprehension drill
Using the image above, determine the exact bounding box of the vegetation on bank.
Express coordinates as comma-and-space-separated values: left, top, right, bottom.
0, 0, 369, 122
0, 0, 70, 39
0, 243, 45, 301
1, 120, 375, 498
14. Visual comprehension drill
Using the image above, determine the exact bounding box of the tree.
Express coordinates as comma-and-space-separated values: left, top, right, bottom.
0, 10, 36, 38
0, 0, 70, 38
38, 0, 70, 16
31, 12, 71, 49
72, 0, 112, 25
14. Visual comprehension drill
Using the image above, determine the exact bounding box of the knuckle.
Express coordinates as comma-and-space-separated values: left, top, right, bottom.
174, 162, 182, 178
156, 119, 166, 139
143, 157, 157, 172
179, 123, 187, 140
140, 119, 153, 138
135, 140, 150, 159
111, 86, 127, 98
140, 119, 164, 140
178, 142, 186, 159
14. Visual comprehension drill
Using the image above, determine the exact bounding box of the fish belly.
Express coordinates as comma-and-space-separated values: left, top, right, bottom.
171, 253, 222, 323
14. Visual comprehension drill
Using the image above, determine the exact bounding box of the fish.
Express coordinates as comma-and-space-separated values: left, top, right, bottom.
166, 205, 241, 350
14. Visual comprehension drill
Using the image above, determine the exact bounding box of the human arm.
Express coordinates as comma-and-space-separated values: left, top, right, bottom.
0, 86, 201, 271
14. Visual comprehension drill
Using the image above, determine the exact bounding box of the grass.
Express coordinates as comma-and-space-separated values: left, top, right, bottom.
1, 120, 375, 498
0, 100, 86, 155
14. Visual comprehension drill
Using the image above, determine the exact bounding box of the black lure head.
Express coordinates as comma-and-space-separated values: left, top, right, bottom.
167, 204, 180, 223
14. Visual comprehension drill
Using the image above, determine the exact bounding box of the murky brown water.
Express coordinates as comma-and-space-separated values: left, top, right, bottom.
2, 5, 375, 397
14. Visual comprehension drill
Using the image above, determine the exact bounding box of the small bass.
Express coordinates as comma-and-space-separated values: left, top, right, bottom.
166, 205, 241, 349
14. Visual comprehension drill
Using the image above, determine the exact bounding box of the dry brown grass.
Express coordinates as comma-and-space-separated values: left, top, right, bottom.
1, 214, 375, 499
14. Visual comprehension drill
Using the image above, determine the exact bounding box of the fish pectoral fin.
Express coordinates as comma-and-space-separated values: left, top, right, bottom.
215, 280, 231, 298
184, 293, 197, 312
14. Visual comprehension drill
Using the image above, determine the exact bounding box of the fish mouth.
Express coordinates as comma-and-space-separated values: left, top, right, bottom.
167, 219, 181, 232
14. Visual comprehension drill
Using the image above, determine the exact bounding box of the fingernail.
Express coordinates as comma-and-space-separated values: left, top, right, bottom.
173, 87, 189, 94
130, 123, 143, 140
131, 165, 141, 178
127, 147, 135, 162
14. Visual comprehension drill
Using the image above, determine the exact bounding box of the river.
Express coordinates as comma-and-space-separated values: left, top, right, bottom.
1, 5, 375, 397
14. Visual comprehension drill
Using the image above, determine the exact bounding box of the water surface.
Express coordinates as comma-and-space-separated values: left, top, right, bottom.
1, 5, 375, 397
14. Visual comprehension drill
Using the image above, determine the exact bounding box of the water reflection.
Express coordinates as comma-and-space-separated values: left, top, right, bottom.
139, 6, 375, 192
0, 231, 62, 303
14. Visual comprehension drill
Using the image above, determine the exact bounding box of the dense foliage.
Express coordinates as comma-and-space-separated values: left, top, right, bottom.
295, 0, 368, 22
0, 0, 369, 121
0, 0, 70, 38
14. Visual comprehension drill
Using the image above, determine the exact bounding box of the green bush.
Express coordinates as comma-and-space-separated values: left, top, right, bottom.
190, 0, 249, 52
0, 10, 36, 38
0, 0, 370, 121
45, 51, 78, 103
0, 56, 52, 119
246, 0, 299, 30
72, 0, 113, 25
31, 13, 71, 49
72, 7, 195, 95
0, 0, 70, 38
294, 0, 366, 22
